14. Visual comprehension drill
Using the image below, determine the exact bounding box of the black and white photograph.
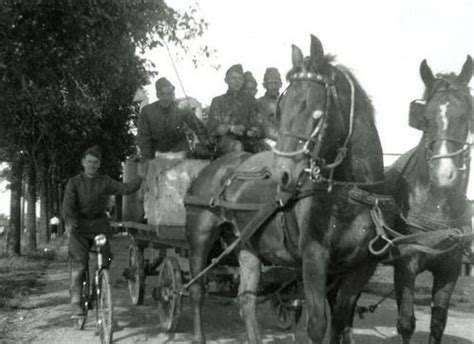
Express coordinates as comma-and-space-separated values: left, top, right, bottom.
0, 0, 473, 343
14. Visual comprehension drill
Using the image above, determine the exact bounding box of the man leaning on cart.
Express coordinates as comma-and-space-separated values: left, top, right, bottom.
62, 146, 143, 317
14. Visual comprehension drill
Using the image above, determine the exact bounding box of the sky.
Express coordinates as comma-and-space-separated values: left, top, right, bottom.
0, 0, 473, 215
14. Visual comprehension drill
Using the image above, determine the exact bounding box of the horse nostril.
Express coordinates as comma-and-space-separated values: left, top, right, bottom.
280, 171, 290, 187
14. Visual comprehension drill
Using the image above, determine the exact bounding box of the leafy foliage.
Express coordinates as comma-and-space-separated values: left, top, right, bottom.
0, 0, 208, 180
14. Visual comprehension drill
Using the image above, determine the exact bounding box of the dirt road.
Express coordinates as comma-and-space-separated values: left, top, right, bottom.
1, 236, 473, 344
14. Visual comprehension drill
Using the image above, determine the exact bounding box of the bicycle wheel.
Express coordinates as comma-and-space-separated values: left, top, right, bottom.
96, 269, 113, 344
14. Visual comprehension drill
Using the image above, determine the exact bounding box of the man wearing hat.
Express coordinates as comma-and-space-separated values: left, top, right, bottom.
257, 67, 283, 141
207, 64, 262, 155
241, 71, 258, 98
62, 146, 142, 317
137, 77, 209, 159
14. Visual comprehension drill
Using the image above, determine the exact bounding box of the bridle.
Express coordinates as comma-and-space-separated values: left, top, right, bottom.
272, 66, 356, 182
422, 78, 471, 171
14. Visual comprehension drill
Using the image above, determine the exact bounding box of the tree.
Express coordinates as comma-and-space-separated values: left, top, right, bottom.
0, 0, 208, 254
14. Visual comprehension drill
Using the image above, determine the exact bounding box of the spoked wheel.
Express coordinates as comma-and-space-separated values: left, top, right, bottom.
127, 243, 145, 305
96, 269, 113, 344
73, 315, 87, 330
155, 257, 182, 332
270, 282, 303, 330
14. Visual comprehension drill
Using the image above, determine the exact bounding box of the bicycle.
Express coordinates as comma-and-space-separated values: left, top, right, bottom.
72, 234, 114, 344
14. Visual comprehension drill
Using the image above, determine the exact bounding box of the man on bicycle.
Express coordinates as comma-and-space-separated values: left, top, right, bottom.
62, 146, 142, 317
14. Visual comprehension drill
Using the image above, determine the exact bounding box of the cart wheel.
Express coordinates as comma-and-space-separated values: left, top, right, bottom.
156, 257, 182, 332
128, 243, 145, 305
270, 283, 302, 330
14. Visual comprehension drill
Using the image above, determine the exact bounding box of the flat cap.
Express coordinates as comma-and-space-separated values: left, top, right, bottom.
155, 77, 174, 92
83, 145, 102, 160
263, 67, 282, 83
225, 64, 244, 78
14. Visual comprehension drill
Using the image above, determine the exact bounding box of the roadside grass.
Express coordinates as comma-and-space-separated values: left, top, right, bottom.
0, 242, 57, 309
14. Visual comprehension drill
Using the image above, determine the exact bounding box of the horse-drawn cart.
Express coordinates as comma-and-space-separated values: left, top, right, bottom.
113, 155, 304, 332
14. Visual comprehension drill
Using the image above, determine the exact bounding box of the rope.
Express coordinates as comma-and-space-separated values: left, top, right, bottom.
162, 39, 188, 99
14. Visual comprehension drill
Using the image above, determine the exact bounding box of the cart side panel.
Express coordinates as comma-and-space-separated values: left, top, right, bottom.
144, 157, 209, 228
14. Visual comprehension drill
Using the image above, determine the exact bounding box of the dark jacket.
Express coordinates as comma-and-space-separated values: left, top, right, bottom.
62, 173, 141, 235
207, 90, 261, 138
137, 101, 208, 159
257, 93, 280, 140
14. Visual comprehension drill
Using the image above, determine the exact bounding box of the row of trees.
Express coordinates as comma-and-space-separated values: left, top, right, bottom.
0, 0, 208, 256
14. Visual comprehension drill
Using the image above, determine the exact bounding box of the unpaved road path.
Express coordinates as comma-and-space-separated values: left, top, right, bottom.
1, 236, 473, 344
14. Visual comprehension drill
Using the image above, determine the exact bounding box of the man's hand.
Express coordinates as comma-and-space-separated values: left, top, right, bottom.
247, 127, 259, 138
230, 124, 245, 136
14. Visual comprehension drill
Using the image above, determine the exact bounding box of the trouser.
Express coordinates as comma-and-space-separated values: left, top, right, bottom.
68, 232, 112, 304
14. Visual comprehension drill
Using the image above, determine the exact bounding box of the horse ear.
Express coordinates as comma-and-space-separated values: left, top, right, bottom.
457, 55, 473, 86
420, 59, 436, 89
292, 44, 304, 68
310, 35, 324, 70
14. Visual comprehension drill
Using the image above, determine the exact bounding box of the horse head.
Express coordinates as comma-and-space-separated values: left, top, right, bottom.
410, 56, 472, 189
274, 35, 376, 191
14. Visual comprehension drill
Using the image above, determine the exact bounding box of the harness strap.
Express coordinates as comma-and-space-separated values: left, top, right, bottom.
182, 195, 292, 292
369, 203, 474, 260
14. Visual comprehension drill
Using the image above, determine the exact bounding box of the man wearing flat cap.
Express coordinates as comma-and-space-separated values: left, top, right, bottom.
207, 64, 263, 155
257, 67, 283, 141
242, 71, 258, 99
62, 146, 142, 317
137, 77, 209, 159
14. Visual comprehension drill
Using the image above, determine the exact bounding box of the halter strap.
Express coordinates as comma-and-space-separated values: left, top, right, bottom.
273, 67, 356, 181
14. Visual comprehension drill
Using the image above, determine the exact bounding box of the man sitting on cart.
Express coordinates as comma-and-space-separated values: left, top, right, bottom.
207, 64, 265, 156
136, 77, 210, 159
62, 146, 143, 317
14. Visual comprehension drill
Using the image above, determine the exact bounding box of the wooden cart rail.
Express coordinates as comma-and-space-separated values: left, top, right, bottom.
111, 221, 188, 249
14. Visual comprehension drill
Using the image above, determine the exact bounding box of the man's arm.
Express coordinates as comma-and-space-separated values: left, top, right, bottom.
207, 98, 229, 137
107, 175, 142, 195
184, 110, 210, 145
62, 178, 79, 229
136, 108, 154, 159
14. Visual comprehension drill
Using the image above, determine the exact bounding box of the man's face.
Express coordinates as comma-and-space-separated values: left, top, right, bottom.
264, 81, 282, 97
242, 81, 258, 98
157, 85, 175, 108
226, 71, 244, 92
81, 154, 101, 177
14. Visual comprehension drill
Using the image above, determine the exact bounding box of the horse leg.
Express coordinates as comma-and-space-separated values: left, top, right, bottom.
394, 258, 418, 344
237, 249, 262, 344
329, 264, 377, 344
428, 255, 461, 344
302, 240, 329, 343
187, 209, 220, 344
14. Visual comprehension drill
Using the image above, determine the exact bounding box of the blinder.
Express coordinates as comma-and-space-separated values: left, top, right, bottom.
408, 100, 427, 131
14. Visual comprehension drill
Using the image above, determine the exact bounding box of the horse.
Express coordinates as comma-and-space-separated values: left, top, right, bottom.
185, 34, 388, 344
384, 56, 472, 344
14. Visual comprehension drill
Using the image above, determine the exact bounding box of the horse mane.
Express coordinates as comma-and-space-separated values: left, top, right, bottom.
285, 54, 376, 124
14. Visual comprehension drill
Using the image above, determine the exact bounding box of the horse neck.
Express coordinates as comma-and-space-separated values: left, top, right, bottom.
406, 134, 469, 219
332, 92, 384, 185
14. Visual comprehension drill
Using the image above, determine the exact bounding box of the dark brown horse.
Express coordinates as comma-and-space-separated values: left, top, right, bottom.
185, 35, 387, 344
384, 56, 472, 344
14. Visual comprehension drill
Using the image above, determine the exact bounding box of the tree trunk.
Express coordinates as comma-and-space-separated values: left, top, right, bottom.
6, 153, 23, 256
25, 161, 37, 252
39, 178, 49, 244
57, 181, 64, 236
